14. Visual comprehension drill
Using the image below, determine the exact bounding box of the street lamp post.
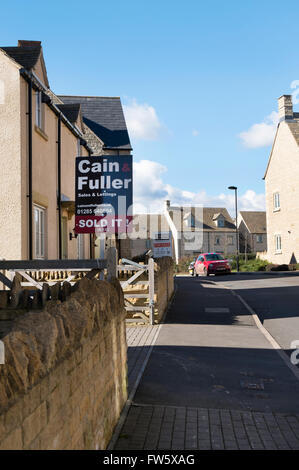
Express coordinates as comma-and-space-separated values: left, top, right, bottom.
228, 186, 239, 272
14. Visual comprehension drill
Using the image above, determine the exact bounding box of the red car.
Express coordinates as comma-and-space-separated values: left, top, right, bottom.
194, 253, 231, 276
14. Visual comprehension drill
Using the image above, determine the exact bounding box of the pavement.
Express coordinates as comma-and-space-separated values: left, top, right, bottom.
110, 274, 299, 450
210, 272, 299, 353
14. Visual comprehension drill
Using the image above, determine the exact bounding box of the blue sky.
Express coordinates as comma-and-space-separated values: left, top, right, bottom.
2, 0, 299, 212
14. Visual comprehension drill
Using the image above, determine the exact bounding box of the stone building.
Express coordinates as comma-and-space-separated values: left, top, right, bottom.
263, 95, 299, 264
164, 201, 237, 263
237, 211, 267, 254
0, 40, 131, 260
124, 213, 170, 260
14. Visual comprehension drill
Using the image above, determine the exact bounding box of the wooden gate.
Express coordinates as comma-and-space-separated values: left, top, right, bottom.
118, 258, 155, 325
0, 259, 107, 290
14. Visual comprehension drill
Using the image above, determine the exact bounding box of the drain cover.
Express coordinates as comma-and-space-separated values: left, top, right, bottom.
240, 380, 265, 390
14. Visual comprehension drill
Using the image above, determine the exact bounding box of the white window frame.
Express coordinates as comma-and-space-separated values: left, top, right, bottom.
35, 91, 43, 129
273, 192, 280, 211
77, 138, 81, 157
217, 218, 225, 228
34, 205, 46, 259
275, 234, 282, 253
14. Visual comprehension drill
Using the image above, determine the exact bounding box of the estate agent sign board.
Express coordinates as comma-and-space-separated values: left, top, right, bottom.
153, 232, 173, 258
75, 155, 133, 234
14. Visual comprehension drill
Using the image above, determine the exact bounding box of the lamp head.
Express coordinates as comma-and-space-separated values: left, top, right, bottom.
228, 186, 237, 190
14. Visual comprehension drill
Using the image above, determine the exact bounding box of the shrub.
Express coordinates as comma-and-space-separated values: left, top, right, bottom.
229, 254, 268, 272
174, 256, 196, 273
265, 263, 289, 272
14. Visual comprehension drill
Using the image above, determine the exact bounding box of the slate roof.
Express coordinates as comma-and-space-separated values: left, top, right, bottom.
56, 103, 81, 125
1, 41, 41, 70
239, 211, 266, 234
168, 206, 236, 232
58, 96, 132, 151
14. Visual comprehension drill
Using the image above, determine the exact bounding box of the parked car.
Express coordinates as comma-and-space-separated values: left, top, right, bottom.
188, 260, 195, 276
194, 253, 231, 276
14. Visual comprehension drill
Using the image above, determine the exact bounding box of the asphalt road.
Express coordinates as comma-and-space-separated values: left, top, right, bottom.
134, 275, 299, 413
211, 272, 299, 352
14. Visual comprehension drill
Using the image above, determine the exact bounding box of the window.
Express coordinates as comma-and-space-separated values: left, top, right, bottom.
205, 254, 225, 261
77, 234, 85, 259
227, 235, 234, 245
257, 235, 263, 243
275, 234, 282, 253
217, 218, 225, 227
215, 236, 221, 245
273, 192, 280, 211
34, 205, 46, 259
77, 138, 81, 157
35, 91, 43, 129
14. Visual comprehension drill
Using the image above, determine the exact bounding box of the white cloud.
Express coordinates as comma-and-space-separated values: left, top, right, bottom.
123, 99, 162, 140
192, 129, 199, 136
133, 159, 265, 214
239, 111, 279, 148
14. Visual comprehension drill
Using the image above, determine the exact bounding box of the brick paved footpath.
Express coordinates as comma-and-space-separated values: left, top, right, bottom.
110, 324, 299, 450
110, 279, 299, 450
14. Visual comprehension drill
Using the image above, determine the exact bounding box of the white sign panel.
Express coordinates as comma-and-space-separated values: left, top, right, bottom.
153, 232, 172, 258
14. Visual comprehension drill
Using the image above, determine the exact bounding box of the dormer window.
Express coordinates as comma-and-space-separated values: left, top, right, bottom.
183, 213, 196, 228
212, 213, 225, 228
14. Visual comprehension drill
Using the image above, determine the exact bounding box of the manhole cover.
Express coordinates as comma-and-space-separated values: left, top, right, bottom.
240, 380, 265, 390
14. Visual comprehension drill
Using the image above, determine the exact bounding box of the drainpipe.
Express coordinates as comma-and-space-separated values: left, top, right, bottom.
27, 81, 33, 260
57, 115, 62, 259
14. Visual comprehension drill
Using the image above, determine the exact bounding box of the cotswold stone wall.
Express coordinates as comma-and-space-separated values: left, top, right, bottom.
154, 257, 174, 322
0, 277, 127, 450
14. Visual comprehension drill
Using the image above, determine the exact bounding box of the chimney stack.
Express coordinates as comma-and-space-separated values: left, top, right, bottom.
18, 40, 41, 48
278, 95, 293, 121
165, 200, 170, 211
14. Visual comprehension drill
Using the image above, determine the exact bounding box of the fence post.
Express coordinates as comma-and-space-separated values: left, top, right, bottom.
148, 257, 155, 325
107, 247, 118, 281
